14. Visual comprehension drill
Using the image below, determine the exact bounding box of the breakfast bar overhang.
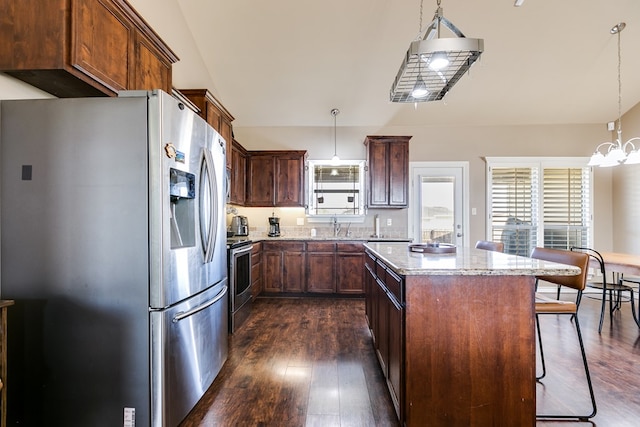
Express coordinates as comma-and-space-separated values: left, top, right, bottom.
363, 243, 581, 427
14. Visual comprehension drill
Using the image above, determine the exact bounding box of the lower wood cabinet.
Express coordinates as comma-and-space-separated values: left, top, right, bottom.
262, 241, 305, 293
365, 249, 404, 421
251, 242, 262, 299
306, 242, 336, 293
260, 240, 364, 295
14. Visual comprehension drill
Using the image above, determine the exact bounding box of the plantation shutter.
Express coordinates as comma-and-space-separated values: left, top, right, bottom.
542, 167, 590, 249
489, 167, 539, 256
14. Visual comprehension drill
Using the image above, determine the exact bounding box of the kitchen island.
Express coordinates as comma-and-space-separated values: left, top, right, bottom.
363, 242, 581, 427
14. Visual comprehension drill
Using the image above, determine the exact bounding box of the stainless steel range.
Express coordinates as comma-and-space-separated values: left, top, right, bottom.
227, 238, 253, 332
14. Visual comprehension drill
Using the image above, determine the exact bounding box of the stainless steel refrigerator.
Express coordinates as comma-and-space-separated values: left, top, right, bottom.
0, 90, 228, 426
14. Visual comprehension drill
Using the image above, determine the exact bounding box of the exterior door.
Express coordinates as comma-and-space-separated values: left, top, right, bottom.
410, 162, 468, 247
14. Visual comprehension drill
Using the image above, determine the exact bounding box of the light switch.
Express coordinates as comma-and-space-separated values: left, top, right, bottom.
387, 218, 392, 226
296, 217, 305, 225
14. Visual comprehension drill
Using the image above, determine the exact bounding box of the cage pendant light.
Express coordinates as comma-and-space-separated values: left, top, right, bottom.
588, 23, 640, 167
390, 0, 484, 103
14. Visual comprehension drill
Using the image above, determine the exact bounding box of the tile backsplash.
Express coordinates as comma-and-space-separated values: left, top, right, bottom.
226, 206, 409, 239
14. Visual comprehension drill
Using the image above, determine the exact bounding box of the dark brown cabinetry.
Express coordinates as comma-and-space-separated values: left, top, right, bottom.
178, 89, 235, 169
365, 249, 404, 420
230, 140, 247, 205
258, 240, 364, 296
364, 136, 411, 208
251, 242, 262, 300
262, 241, 305, 293
306, 242, 336, 293
246, 151, 306, 207
0, 0, 178, 97
336, 242, 365, 294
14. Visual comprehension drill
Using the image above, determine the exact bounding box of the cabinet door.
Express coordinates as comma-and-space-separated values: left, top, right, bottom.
364, 255, 376, 328
283, 251, 305, 292
72, 0, 132, 93
220, 119, 233, 169
275, 155, 304, 207
388, 140, 409, 206
307, 252, 336, 293
336, 252, 364, 294
388, 295, 403, 416
375, 279, 390, 375
368, 139, 389, 207
263, 250, 283, 292
230, 145, 246, 205
246, 155, 274, 206
133, 32, 172, 93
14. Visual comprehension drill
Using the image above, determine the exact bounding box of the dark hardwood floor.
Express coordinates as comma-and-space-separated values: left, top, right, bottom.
181, 293, 640, 427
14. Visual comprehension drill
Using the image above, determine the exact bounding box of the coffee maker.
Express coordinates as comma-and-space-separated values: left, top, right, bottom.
268, 213, 280, 237
230, 215, 249, 236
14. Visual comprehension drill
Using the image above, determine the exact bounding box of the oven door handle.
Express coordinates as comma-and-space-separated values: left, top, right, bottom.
232, 244, 254, 257
172, 285, 228, 323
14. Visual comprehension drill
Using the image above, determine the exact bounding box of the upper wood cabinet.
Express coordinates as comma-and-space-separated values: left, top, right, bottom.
245, 151, 307, 207
364, 136, 411, 208
179, 89, 235, 169
0, 0, 178, 97
229, 139, 247, 205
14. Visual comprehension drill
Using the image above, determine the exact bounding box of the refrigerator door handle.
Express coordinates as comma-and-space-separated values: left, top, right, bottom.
199, 148, 218, 263
172, 285, 228, 323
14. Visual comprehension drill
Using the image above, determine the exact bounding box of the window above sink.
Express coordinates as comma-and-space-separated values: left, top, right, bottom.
306, 160, 366, 221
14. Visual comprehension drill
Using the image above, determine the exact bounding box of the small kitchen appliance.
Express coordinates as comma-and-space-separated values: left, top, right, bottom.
231, 215, 249, 236
268, 213, 281, 237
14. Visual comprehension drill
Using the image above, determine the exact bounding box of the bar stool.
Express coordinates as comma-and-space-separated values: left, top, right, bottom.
474, 240, 504, 252
531, 247, 597, 421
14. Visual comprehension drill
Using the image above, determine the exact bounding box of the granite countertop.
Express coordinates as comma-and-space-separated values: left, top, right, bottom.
245, 236, 412, 242
364, 242, 581, 277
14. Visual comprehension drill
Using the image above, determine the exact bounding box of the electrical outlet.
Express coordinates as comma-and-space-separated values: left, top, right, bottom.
387, 218, 392, 226
296, 217, 304, 225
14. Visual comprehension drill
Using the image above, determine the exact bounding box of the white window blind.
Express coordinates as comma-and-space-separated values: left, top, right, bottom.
487, 158, 592, 256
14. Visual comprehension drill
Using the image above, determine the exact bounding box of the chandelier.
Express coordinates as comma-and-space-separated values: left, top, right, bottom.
389, 0, 484, 103
588, 23, 640, 167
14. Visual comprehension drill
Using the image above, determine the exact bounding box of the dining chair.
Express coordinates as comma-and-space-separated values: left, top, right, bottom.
571, 246, 637, 333
531, 247, 597, 421
617, 274, 640, 328
474, 240, 504, 252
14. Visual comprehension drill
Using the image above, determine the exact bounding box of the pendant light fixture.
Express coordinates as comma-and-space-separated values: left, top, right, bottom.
588, 23, 640, 167
390, 0, 484, 103
331, 108, 340, 163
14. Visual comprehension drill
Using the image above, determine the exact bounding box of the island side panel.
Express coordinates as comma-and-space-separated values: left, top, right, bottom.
404, 275, 535, 427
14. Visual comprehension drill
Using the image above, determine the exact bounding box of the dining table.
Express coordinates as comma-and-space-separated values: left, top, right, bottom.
594, 251, 640, 328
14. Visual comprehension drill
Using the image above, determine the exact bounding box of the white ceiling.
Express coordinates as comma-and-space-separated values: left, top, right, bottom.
175, 0, 640, 128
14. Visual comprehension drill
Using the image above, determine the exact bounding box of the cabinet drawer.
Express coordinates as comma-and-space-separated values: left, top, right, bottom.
337, 242, 363, 253
375, 259, 387, 279
307, 242, 336, 252
385, 269, 403, 303
251, 263, 261, 281
365, 251, 376, 271
262, 241, 305, 252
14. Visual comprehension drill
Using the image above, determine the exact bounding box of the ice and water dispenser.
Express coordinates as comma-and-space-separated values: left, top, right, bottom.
169, 168, 196, 248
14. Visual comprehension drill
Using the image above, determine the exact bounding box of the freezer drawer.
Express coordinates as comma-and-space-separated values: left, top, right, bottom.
150, 281, 228, 426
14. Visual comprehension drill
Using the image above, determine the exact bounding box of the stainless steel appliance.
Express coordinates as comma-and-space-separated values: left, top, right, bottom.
230, 215, 249, 236
0, 90, 228, 427
227, 238, 253, 332
268, 215, 281, 237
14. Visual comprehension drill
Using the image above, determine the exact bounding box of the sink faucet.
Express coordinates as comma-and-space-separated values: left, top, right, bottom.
333, 216, 341, 237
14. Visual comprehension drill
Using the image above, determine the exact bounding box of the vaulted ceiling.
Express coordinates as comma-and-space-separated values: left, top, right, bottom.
174, 0, 640, 128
